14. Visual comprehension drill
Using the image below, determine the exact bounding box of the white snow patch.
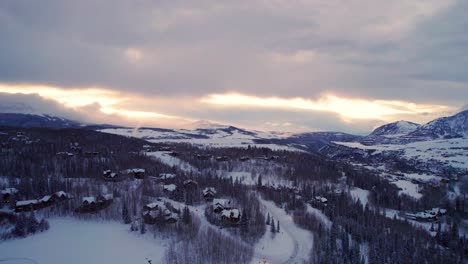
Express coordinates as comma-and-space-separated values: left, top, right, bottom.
0, 218, 167, 264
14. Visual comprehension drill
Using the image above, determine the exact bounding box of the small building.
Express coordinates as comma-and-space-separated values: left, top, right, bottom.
203, 187, 217, 202
213, 198, 232, 213
15, 199, 39, 212
163, 184, 177, 193
183, 179, 198, 189
127, 168, 145, 179
221, 209, 240, 223
196, 154, 212, 160
38, 195, 55, 208
216, 156, 228, 162
53, 191, 71, 201
314, 196, 328, 204
239, 156, 250, 162
103, 170, 121, 182
2, 188, 18, 205
143, 200, 165, 211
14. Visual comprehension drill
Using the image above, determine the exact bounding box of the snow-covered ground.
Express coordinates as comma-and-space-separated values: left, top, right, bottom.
253, 199, 314, 264
0, 218, 167, 264
306, 205, 332, 229
100, 127, 300, 151
334, 137, 468, 169
349, 187, 370, 207
146, 151, 198, 173
393, 179, 423, 199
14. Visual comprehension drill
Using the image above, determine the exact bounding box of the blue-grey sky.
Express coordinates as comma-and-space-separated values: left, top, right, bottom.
0, 0, 466, 133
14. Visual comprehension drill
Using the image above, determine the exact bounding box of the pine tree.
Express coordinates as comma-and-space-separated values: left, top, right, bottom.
257, 175, 263, 188
277, 220, 280, 233
122, 202, 131, 224
270, 218, 276, 233
182, 206, 192, 225
13, 214, 27, 237
266, 213, 270, 225
27, 212, 39, 234
140, 220, 146, 234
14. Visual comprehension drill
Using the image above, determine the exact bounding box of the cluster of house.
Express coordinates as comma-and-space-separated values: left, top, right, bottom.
211, 196, 241, 223
75, 194, 114, 213
142, 199, 179, 224
56, 142, 100, 158
102, 168, 146, 182
405, 207, 447, 222
14, 191, 71, 212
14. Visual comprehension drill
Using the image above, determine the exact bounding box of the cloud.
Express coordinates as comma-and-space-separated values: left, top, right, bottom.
0, 1, 466, 132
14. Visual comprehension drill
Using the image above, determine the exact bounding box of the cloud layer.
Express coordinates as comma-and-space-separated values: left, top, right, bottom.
0, 1, 466, 132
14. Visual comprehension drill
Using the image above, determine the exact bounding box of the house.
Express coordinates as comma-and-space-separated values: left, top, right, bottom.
213, 198, 232, 213
183, 179, 198, 189
159, 173, 176, 181
216, 156, 228, 162
168, 151, 179, 157
76, 194, 113, 213
425, 208, 447, 217
203, 187, 217, 202
143, 200, 165, 211
221, 209, 241, 223
406, 212, 438, 222
314, 196, 328, 204
38, 195, 55, 208
103, 170, 121, 182
239, 156, 250, 162
2, 188, 18, 205
163, 184, 177, 193
15, 199, 39, 212
127, 168, 145, 179
196, 154, 212, 160
53, 191, 71, 201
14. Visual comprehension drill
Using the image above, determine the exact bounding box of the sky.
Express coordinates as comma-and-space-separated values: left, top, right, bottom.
0, 0, 467, 133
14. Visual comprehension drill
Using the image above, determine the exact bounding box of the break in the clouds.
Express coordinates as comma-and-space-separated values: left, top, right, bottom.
0, 0, 466, 133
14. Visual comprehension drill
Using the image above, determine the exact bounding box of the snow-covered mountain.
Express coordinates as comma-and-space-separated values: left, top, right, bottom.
410, 110, 468, 139
370, 121, 420, 137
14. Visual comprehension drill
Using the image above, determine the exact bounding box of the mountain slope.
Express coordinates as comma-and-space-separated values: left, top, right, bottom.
409, 110, 468, 139
0, 113, 82, 128
370, 121, 420, 137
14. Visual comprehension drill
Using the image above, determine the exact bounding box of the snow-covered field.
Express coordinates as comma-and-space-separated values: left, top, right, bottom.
145, 151, 198, 173
0, 218, 167, 264
349, 187, 370, 207
334, 137, 468, 169
100, 127, 300, 151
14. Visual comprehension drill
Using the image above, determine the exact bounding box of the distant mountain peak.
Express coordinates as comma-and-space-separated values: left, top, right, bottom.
370, 120, 420, 137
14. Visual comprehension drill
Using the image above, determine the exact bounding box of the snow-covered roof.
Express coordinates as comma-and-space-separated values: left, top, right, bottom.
83, 197, 96, 204
40, 195, 53, 202
145, 201, 165, 210
16, 199, 38, 206
203, 187, 216, 196
221, 209, 240, 219
163, 184, 177, 192
213, 198, 231, 208
54, 191, 68, 198
183, 179, 198, 185
315, 196, 328, 203
102, 194, 113, 200
1, 188, 18, 195
127, 168, 145, 173
159, 173, 176, 179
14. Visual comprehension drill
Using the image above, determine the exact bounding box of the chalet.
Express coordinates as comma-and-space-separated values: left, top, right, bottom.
216, 156, 228, 162
53, 191, 71, 201
127, 168, 145, 179
76, 194, 113, 213
314, 196, 328, 204
239, 156, 250, 162
213, 198, 232, 213
15, 199, 39, 212
143, 200, 165, 211
406, 212, 437, 222
82, 196, 97, 207
159, 173, 176, 181
38, 195, 55, 208
163, 184, 177, 193
168, 151, 179, 157
196, 154, 212, 160
97, 194, 114, 207
103, 170, 121, 182
425, 208, 447, 217
2, 188, 18, 205
203, 187, 217, 202
183, 179, 198, 189
221, 209, 240, 223
70, 142, 82, 153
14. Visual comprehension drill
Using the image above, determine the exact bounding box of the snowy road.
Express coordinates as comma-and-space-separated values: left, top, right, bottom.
252, 198, 314, 264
